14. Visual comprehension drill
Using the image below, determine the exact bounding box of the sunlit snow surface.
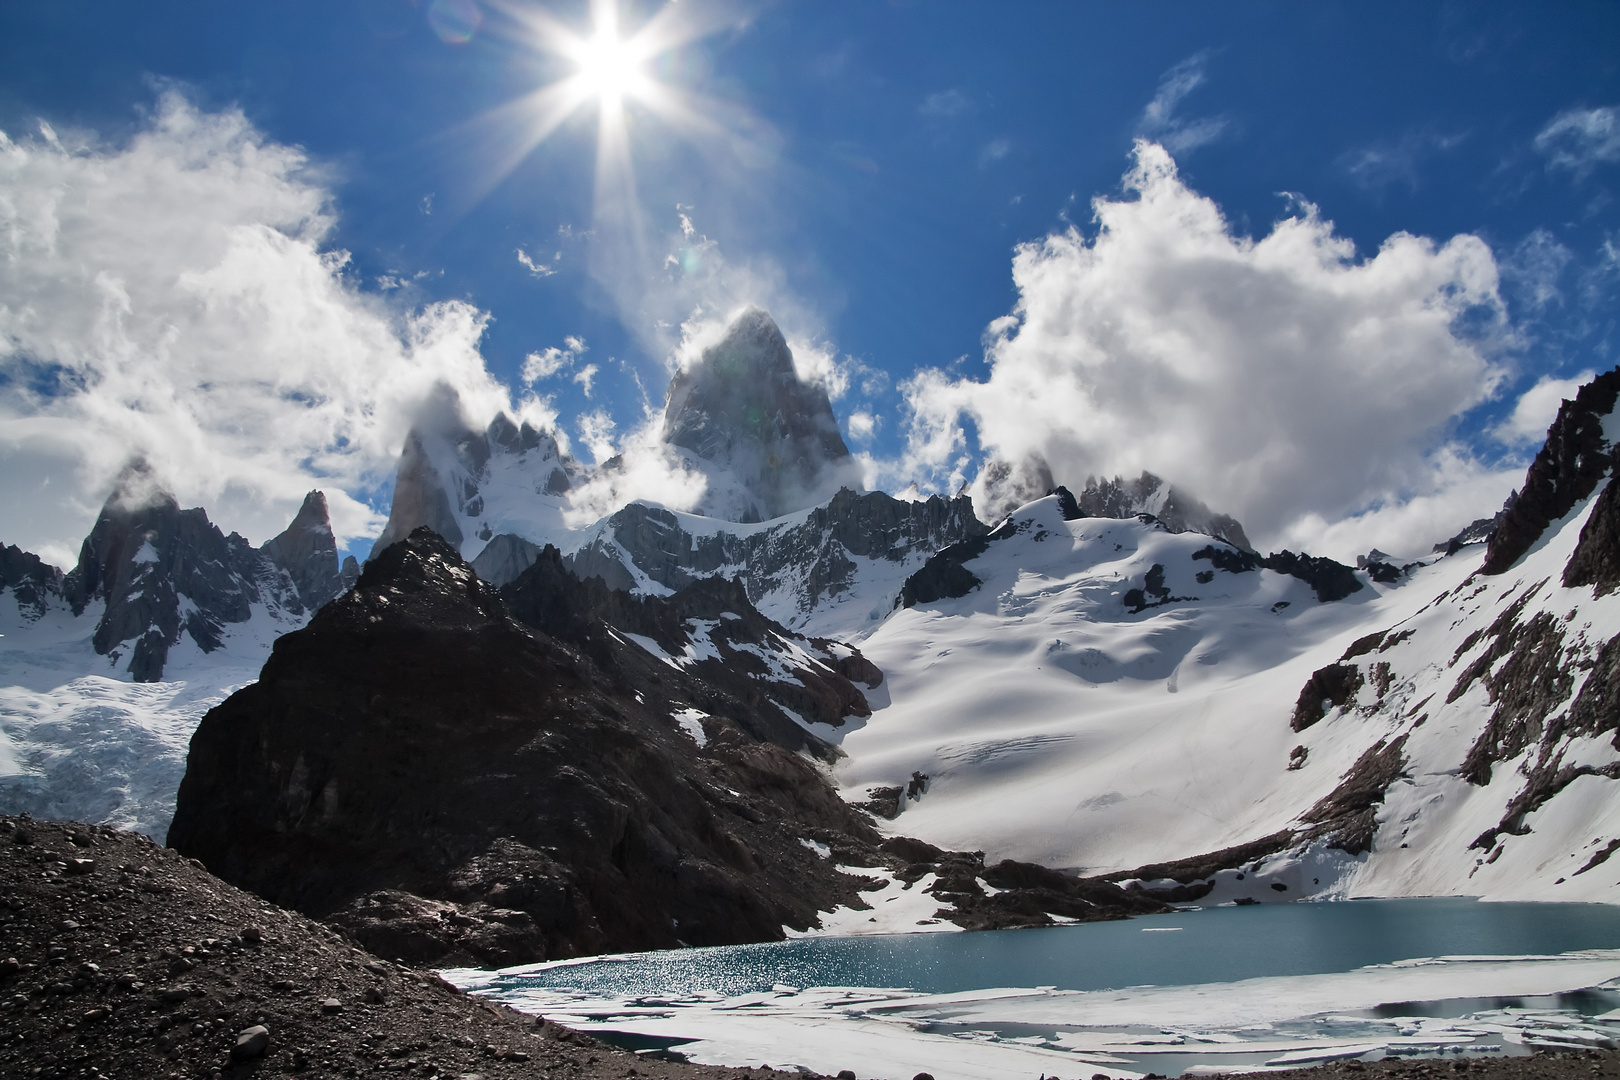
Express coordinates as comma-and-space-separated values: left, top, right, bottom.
834, 492, 1620, 904
0, 592, 291, 839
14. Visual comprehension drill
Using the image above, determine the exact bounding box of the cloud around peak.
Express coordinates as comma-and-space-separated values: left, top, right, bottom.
0, 92, 533, 563
898, 140, 1517, 559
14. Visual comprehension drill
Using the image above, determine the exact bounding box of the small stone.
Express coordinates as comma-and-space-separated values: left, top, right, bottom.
239, 926, 263, 944
363, 985, 385, 1004
915, 1074, 936, 1080
838, 1072, 857, 1080
320, 997, 343, 1014
0, 957, 20, 978
66, 858, 96, 875
232, 1024, 271, 1061
82, 1007, 109, 1022
57, 919, 80, 932
505, 1051, 530, 1062
157, 985, 194, 1003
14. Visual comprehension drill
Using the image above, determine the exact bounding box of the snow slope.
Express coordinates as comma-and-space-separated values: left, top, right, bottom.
835, 488, 1620, 904
0, 588, 293, 838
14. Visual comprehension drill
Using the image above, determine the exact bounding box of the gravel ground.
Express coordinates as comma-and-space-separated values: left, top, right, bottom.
1, 813, 1615, 1080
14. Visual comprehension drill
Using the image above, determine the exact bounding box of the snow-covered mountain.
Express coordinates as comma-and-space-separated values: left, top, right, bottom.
0, 471, 353, 834
4, 303, 1620, 927
662, 307, 863, 522
837, 373, 1620, 906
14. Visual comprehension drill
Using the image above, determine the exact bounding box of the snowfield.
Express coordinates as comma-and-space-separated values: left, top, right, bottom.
834, 489, 1620, 906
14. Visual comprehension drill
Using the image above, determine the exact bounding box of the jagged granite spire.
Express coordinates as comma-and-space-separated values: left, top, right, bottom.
663, 308, 862, 521
261, 491, 345, 612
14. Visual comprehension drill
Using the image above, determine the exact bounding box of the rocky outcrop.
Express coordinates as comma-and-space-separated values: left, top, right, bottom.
1483, 367, 1620, 575
898, 535, 993, 608
168, 529, 888, 965
261, 491, 346, 612
662, 308, 861, 521
1299, 736, 1410, 855
1291, 663, 1365, 731
1563, 447, 1620, 595
0, 543, 64, 621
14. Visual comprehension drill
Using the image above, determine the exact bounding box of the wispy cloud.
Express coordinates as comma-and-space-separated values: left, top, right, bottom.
1340, 130, 1468, 194
1535, 105, 1620, 178
920, 89, 973, 120
516, 247, 559, 276
979, 138, 1012, 167
520, 335, 585, 384
1136, 52, 1228, 155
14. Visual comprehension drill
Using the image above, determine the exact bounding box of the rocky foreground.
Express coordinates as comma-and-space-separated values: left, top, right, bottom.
2, 815, 1617, 1080
0, 815, 789, 1080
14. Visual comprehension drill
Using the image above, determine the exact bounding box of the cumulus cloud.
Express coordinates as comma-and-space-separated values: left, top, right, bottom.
0, 92, 528, 563
898, 140, 1515, 559
521, 335, 585, 383
1535, 105, 1620, 177
1137, 53, 1228, 155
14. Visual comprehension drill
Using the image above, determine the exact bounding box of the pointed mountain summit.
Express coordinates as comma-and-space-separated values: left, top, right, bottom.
261, 490, 354, 612
663, 307, 862, 521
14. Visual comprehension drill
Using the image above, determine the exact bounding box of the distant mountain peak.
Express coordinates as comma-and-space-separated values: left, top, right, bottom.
662, 308, 861, 521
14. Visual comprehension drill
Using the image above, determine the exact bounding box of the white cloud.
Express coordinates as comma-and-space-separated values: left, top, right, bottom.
1535, 105, 1620, 177
846, 411, 878, 441
1137, 53, 1228, 155
898, 140, 1512, 559
573, 362, 600, 397
979, 139, 1012, 167
0, 92, 527, 559
521, 335, 585, 384
516, 247, 560, 277
1494, 370, 1596, 446
575, 408, 617, 464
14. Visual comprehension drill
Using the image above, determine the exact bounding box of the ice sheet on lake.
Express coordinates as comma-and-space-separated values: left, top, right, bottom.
445, 951, 1620, 1080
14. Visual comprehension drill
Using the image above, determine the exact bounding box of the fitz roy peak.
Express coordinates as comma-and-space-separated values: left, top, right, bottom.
663, 307, 863, 522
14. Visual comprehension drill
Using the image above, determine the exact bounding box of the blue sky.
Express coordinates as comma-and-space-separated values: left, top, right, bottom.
2, 1, 1619, 563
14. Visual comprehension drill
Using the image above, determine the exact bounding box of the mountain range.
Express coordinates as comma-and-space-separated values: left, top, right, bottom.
2, 308, 1619, 956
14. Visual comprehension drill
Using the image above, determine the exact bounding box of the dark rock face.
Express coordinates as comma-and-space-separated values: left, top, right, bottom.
571, 487, 987, 619
471, 533, 544, 588
62, 465, 280, 681
168, 529, 886, 965
1563, 446, 1620, 595
503, 546, 876, 757
54, 465, 347, 681
0, 543, 64, 620
662, 308, 861, 521
1258, 550, 1363, 603
261, 491, 345, 613
1483, 367, 1620, 576
898, 536, 992, 609
1300, 736, 1410, 855
1291, 664, 1365, 731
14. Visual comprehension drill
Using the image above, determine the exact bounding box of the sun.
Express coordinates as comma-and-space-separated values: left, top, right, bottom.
570, 19, 652, 105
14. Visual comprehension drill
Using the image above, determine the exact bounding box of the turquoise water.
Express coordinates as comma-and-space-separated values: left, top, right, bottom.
496, 898, 1620, 997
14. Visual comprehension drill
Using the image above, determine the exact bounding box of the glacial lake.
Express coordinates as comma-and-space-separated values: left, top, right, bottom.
469, 898, 1620, 998
446, 900, 1620, 1078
